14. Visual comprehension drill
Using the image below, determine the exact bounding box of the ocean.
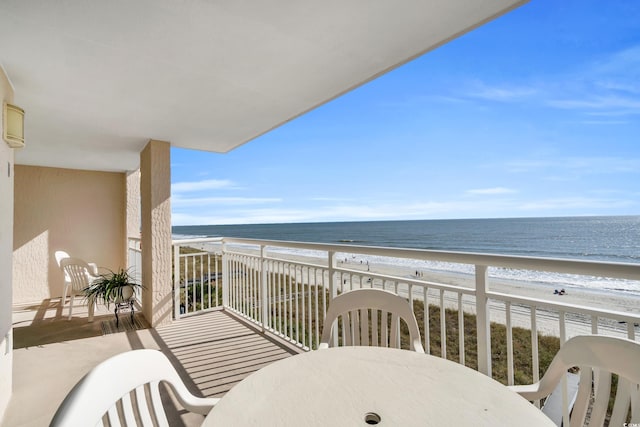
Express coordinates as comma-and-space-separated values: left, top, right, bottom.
173, 216, 640, 295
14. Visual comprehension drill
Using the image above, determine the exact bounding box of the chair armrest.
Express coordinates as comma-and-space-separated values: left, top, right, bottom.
508, 383, 546, 401
88, 263, 99, 276
412, 339, 425, 354
172, 393, 219, 415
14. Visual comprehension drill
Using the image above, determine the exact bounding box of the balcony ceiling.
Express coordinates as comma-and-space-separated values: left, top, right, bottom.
0, 0, 526, 172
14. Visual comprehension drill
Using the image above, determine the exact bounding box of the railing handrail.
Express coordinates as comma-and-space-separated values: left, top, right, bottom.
172, 236, 224, 245
487, 290, 640, 322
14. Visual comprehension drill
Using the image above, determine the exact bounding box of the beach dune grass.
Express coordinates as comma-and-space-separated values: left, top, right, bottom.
410, 301, 560, 385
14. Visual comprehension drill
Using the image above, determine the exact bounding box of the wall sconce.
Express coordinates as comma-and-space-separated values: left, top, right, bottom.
3, 102, 25, 148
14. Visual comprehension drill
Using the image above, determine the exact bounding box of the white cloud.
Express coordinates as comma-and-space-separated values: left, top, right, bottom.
171, 179, 235, 193
518, 197, 635, 212
172, 196, 281, 208
455, 45, 640, 117
466, 187, 517, 195
506, 157, 640, 174
171, 192, 640, 225
465, 82, 537, 102
548, 95, 640, 112
576, 119, 629, 125
592, 46, 640, 78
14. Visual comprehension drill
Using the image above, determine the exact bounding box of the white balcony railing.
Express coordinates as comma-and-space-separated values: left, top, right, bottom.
172, 237, 640, 384
127, 237, 143, 302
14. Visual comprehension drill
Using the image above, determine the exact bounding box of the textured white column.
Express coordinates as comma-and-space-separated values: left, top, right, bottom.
126, 169, 141, 239
140, 140, 172, 327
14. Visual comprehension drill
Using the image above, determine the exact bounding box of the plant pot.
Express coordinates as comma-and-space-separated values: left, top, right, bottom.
113, 285, 135, 304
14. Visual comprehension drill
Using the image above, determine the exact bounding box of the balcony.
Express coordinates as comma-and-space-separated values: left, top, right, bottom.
5, 238, 639, 426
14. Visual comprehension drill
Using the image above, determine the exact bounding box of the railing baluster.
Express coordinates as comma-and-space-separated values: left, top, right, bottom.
424, 286, 430, 355
315, 269, 320, 349
251, 258, 257, 321
214, 253, 219, 307
288, 264, 293, 340
191, 255, 196, 312
506, 301, 514, 386
199, 254, 204, 310
531, 306, 540, 389
207, 254, 212, 309
458, 292, 464, 366
301, 267, 306, 348
307, 267, 312, 349
440, 289, 446, 359
173, 244, 181, 319
277, 262, 282, 334
295, 266, 300, 344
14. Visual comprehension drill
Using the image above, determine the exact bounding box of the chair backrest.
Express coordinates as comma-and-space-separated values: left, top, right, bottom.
55, 250, 71, 282
60, 257, 95, 293
319, 288, 424, 353
50, 349, 218, 427
517, 335, 640, 426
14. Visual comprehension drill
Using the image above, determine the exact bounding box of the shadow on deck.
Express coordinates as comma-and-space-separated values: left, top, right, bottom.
4, 302, 301, 427
154, 310, 302, 398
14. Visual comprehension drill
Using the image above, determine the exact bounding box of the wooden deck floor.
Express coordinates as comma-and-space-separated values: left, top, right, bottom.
154, 310, 302, 398
4, 305, 301, 427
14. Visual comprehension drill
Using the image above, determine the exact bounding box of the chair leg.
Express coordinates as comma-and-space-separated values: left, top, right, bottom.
88, 300, 95, 323
61, 283, 69, 306
115, 306, 119, 328
68, 294, 74, 320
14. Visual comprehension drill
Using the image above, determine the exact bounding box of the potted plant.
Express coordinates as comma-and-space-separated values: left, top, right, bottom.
84, 268, 143, 326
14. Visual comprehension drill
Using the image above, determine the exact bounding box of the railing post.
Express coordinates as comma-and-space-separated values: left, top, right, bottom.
327, 251, 338, 347
328, 251, 336, 300
173, 243, 181, 320
221, 240, 229, 309
475, 264, 492, 377
260, 245, 268, 333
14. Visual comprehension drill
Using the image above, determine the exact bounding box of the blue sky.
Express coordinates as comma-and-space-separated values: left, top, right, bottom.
171, 0, 640, 226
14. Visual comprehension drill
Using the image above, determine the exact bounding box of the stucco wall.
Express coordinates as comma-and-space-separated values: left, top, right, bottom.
13, 165, 126, 304
0, 65, 15, 423
126, 169, 141, 239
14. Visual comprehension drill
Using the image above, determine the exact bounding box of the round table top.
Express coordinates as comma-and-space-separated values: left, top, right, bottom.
203, 346, 554, 427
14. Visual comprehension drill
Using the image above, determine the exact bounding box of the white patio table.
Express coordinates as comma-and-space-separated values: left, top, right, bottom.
202, 346, 554, 426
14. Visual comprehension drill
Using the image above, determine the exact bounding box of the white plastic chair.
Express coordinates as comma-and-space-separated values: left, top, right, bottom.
508, 335, 640, 426
55, 250, 98, 307
319, 288, 425, 353
59, 257, 99, 321
50, 349, 219, 427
